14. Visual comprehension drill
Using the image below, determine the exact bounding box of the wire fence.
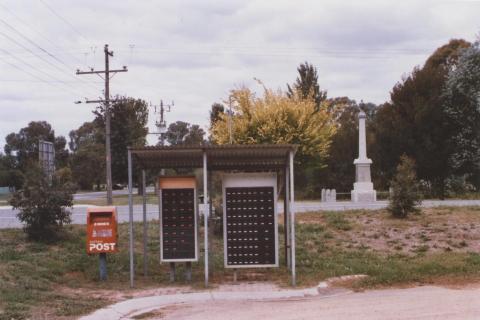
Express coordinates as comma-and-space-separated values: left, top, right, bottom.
330, 191, 391, 202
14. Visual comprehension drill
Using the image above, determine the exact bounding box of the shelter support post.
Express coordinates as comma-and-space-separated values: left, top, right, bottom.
185, 262, 192, 281
284, 165, 291, 269
289, 151, 296, 286
158, 171, 162, 261
128, 148, 134, 288
203, 151, 209, 287
142, 170, 148, 277
169, 262, 176, 282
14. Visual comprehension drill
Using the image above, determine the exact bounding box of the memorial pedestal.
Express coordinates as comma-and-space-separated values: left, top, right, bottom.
351, 111, 376, 203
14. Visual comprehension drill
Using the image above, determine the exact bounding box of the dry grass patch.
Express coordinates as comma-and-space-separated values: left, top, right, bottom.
296, 207, 480, 255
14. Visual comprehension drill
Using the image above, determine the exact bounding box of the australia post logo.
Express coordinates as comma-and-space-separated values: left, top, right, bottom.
89, 242, 117, 252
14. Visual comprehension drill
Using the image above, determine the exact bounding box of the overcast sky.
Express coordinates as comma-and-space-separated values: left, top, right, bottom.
0, 0, 479, 149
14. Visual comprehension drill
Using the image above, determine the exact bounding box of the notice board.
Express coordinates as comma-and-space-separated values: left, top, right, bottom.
222, 173, 278, 268
158, 176, 198, 262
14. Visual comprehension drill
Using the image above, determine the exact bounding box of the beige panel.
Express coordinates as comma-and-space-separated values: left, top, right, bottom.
158, 176, 196, 189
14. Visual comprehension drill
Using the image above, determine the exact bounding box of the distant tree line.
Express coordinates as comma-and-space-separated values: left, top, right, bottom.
210, 38, 480, 199
0, 95, 206, 191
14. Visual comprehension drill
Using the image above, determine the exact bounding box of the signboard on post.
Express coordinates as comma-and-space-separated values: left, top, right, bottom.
222, 173, 278, 268
87, 207, 118, 254
158, 176, 198, 262
39, 140, 55, 182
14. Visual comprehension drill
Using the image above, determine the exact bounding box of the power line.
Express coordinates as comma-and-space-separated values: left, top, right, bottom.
0, 17, 99, 92
0, 44, 431, 62
0, 3, 85, 66
0, 47, 95, 96
0, 31, 99, 95
0, 79, 102, 83
0, 56, 87, 97
38, 0, 89, 42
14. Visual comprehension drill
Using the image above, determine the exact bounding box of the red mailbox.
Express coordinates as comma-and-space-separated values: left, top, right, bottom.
86, 207, 118, 254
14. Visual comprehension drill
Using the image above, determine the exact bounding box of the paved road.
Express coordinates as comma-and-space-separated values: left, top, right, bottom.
1, 199, 480, 229
160, 286, 480, 320
73, 187, 155, 201
81, 284, 480, 320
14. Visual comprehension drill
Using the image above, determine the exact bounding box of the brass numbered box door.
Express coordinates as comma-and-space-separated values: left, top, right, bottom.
222, 173, 278, 268
159, 177, 198, 262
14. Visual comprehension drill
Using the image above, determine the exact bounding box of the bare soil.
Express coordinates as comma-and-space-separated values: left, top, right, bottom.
297, 207, 480, 255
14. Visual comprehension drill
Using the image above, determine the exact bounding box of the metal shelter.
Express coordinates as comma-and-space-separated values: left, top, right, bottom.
127, 144, 298, 287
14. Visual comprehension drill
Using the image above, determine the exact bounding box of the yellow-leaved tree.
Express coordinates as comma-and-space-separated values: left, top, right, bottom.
210, 85, 336, 196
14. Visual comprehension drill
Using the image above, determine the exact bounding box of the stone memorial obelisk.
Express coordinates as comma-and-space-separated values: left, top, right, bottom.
351, 111, 376, 202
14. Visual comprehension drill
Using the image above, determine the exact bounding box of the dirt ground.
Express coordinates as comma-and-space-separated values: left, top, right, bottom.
297, 207, 480, 255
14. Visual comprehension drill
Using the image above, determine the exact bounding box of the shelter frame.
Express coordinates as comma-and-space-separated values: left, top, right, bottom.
127, 144, 297, 288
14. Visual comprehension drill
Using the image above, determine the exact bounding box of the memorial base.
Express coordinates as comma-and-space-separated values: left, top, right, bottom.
351, 189, 377, 202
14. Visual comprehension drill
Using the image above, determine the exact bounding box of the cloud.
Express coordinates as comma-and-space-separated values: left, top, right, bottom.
0, 0, 479, 150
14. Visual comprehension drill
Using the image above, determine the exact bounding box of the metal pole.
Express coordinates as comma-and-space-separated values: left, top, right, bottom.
203, 151, 209, 287
142, 170, 148, 277
228, 96, 233, 144
105, 44, 113, 205
158, 178, 162, 262
127, 148, 134, 288
284, 165, 291, 269
99, 253, 107, 280
289, 151, 296, 286
169, 262, 176, 282
185, 262, 192, 281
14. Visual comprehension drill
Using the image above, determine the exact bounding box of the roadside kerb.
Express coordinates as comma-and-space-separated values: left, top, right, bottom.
80, 286, 324, 320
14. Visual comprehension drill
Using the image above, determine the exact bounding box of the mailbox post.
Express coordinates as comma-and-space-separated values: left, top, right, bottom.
87, 207, 118, 280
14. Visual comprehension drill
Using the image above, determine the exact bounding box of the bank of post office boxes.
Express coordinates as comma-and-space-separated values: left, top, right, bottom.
158, 176, 198, 262
86, 207, 118, 254
222, 173, 278, 268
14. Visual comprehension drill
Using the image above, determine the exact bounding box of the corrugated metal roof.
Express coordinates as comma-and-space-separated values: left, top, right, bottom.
130, 144, 297, 170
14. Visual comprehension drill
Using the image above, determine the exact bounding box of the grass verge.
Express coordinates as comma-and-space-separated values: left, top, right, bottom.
0, 207, 479, 319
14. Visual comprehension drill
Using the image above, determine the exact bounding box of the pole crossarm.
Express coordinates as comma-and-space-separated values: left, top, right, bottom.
76, 67, 128, 75
85, 99, 125, 104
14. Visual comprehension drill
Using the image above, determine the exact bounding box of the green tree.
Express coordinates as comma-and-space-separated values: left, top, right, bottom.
287, 61, 327, 112
94, 97, 149, 184
210, 103, 225, 128
211, 85, 336, 197
372, 39, 470, 197
68, 122, 105, 190
9, 166, 75, 241
319, 98, 377, 191
388, 155, 422, 218
165, 121, 206, 146
443, 40, 480, 188
0, 153, 23, 190
4, 121, 68, 172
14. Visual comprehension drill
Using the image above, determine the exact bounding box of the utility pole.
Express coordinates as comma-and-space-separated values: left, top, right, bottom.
153, 100, 173, 146
76, 44, 128, 205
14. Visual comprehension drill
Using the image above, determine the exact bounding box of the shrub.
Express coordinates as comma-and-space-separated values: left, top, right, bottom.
9, 166, 75, 241
388, 155, 422, 218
